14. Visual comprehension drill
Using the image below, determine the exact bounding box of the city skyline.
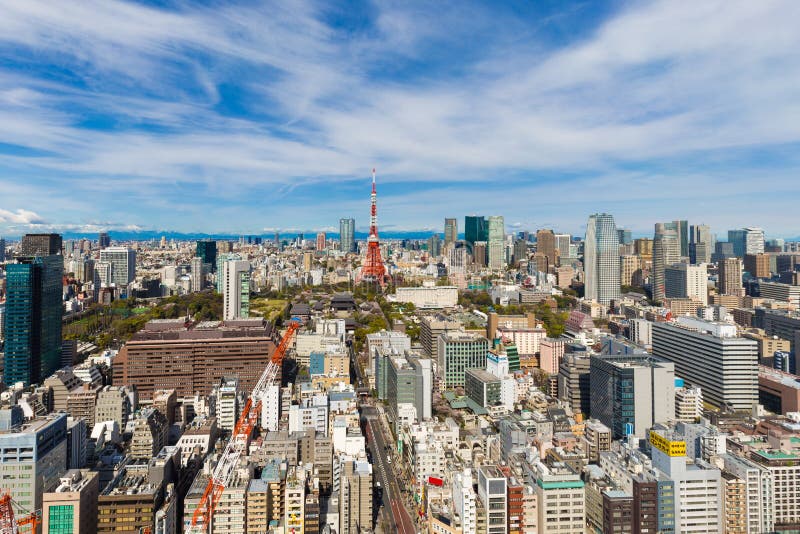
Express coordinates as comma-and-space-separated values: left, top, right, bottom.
1, 1, 800, 235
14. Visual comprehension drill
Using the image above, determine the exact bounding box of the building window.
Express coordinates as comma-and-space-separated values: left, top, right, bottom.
48, 504, 75, 534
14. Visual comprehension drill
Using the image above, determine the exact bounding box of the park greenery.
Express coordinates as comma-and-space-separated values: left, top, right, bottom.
63, 292, 224, 349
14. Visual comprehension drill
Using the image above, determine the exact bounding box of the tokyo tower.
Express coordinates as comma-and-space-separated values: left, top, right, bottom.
357, 168, 388, 287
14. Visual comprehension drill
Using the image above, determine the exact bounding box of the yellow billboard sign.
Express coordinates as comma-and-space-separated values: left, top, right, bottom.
649, 430, 686, 457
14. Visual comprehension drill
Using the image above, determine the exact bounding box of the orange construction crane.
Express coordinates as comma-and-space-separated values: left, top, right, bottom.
0, 492, 39, 534
188, 319, 301, 533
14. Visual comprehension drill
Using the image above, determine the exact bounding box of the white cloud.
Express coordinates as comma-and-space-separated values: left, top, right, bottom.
0, 0, 799, 232
0, 208, 46, 224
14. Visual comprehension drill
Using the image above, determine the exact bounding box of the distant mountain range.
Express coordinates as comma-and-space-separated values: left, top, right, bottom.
53, 230, 450, 242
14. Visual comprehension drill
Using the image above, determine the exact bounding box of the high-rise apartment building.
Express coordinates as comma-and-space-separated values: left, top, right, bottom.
620, 255, 640, 287
444, 218, 458, 246
487, 216, 505, 270
652, 317, 758, 410
721, 454, 774, 533
473, 241, 487, 268
339, 218, 356, 253
584, 213, 620, 305
634, 238, 654, 260
4, 253, 63, 386
99, 246, 136, 288
222, 260, 251, 320
339, 459, 372, 533
664, 263, 708, 305
196, 240, 217, 272
652, 223, 680, 303
718, 258, 744, 296
190, 256, 204, 292
316, 232, 326, 251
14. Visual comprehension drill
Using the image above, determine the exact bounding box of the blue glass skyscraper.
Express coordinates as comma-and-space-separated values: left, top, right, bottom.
3, 253, 63, 386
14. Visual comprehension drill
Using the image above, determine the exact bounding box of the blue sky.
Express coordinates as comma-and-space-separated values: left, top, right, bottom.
1, 0, 800, 238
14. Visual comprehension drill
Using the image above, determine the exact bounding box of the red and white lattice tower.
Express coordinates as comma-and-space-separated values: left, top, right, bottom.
357, 168, 388, 286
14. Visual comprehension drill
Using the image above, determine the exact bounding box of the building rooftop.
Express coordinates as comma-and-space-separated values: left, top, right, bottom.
130, 318, 272, 341
465, 367, 500, 383
52, 470, 96, 493
759, 366, 800, 390
102, 469, 158, 497
754, 450, 800, 460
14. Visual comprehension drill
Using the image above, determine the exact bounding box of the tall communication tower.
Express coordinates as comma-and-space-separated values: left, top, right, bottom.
357, 168, 388, 287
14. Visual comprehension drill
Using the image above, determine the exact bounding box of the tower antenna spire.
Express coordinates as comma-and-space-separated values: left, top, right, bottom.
357, 167, 387, 287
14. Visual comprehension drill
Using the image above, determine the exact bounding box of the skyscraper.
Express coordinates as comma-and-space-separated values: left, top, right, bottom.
664, 263, 708, 305
653, 223, 680, 303
196, 240, 217, 272
487, 216, 505, 270
464, 216, 487, 250
536, 229, 557, 270
675, 220, 689, 257
554, 233, 571, 264
339, 218, 356, 253
727, 229, 747, 258
99, 247, 136, 288
20, 233, 62, 256
223, 260, 251, 320
744, 227, 765, 255
584, 213, 620, 305
472, 241, 487, 268
4, 239, 63, 386
98, 232, 110, 249
316, 232, 326, 251
690, 224, 714, 264
0, 236, 5, 263
718, 258, 744, 296
427, 234, 442, 257
444, 218, 458, 246
190, 256, 204, 292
